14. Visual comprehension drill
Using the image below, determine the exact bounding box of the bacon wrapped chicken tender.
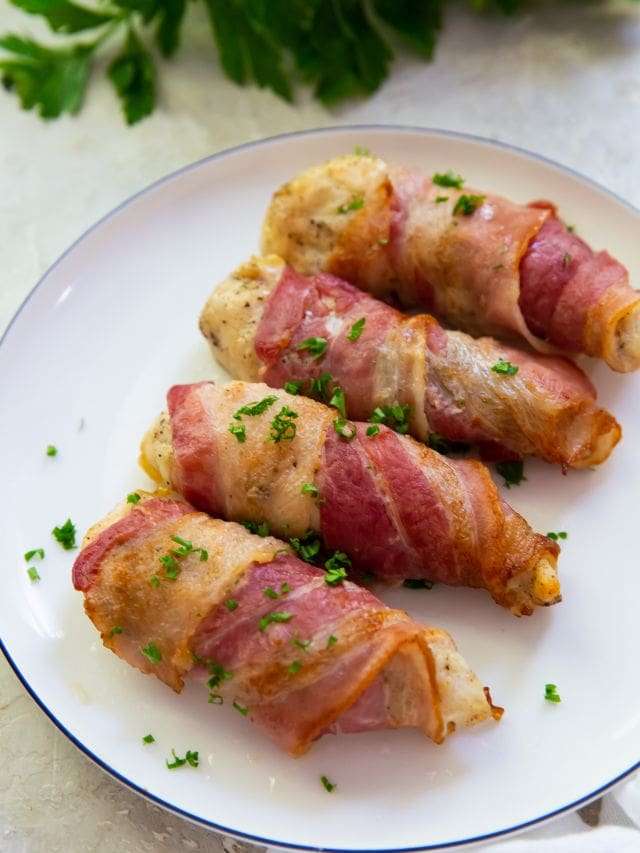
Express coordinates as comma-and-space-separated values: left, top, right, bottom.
200, 255, 620, 468
72, 494, 499, 755
141, 381, 561, 616
262, 155, 640, 372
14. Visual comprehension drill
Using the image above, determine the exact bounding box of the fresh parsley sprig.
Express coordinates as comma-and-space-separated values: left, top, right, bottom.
1, 0, 577, 125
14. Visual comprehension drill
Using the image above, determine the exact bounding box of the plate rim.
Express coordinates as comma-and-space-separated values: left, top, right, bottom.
1, 124, 639, 852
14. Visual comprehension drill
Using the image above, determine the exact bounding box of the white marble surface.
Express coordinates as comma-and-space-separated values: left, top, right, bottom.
1, 1, 639, 851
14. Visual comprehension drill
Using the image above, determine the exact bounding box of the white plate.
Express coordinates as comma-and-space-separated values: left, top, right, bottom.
1, 127, 639, 852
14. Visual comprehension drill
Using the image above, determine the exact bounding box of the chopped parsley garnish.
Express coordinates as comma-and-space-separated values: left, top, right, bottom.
378, 236, 389, 246
427, 433, 470, 457
308, 372, 333, 401
544, 683, 561, 703
127, 492, 141, 504
301, 483, 325, 505
269, 406, 298, 442
337, 198, 365, 214
491, 357, 519, 376
141, 642, 162, 664
321, 775, 336, 792
284, 380, 303, 395
432, 170, 464, 189
325, 566, 348, 586
258, 612, 293, 631
228, 423, 246, 443
369, 404, 412, 434
149, 574, 160, 587
326, 635, 338, 649
346, 317, 366, 341
233, 395, 278, 419
142, 734, 155, 744
354, 145, 370, 156
233, 700, 249, 716
52, 519, 77, 550
166, 748, 199, 769
289, 531, 322, 564
292, 637, 311, 651
366, 424, 380, 437
287, 660, 302, 674
403, 579, 434, 589
159, 554, 181, 579
157, 535, 208, 581
493, 263, 505, 270
209, 693, 223, 705
240, 519, 270, 537
206, 660, 233, 690
108, 625, 123, 637
324, 551, 351, 586
46, 444, 58, 457
567, 225, 575, 233
225, 599, 239, 611
24, 548, 44, 562
296, 337, 328, 360
495, 460, 526, 488
563, 252, 572, 268
452, 194, 486, 216
27, 566, 40, 582
333, 418, 357, 440
546, 531, 568, 542
264, 586, 281, 599
171, 535, 208, 560
329, 387, 347, 418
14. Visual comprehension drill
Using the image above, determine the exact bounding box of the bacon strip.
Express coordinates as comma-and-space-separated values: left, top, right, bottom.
141, 381, 561, 615
72, 494, 497, 755
261, 155, 640, 372
200, 256, 620, 468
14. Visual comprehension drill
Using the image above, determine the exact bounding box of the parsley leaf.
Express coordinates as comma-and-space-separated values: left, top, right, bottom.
432, 169, 464, 188
141, 642, 162, 664
337, 197, 365, 214
233, 395, 278, 419
495, 460, 526, 488
10, 0, 115, 33
107, 25, 155, 125
544, 683, 561, 703
203, 0, 292, 101
491, 357, 519, 376
452, 194, 486, 216
0, 34, 94, 119
321, 774, 336, 792
369, 404, 412, 434
296, 337, 327, 359
346, 317, 366, 341
258, 611, 293, 631
52, 518, 77, 549
426, 433, 470, 457
153, 0, 187, 57
269, 406, 298, 442
240, 519, 270, 537
372, 0, 443, 59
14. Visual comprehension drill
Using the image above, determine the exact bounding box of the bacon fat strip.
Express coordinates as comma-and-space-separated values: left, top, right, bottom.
200, 255, 620, 468
140, 381, 561, 616
261, 154, 640, 372
72, 493, 499, 755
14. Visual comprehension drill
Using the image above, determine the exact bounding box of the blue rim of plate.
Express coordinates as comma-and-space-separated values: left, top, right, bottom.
1, 125, 639, 852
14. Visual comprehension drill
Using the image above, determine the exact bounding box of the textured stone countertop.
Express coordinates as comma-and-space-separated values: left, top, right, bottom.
1, 2, 639, 851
